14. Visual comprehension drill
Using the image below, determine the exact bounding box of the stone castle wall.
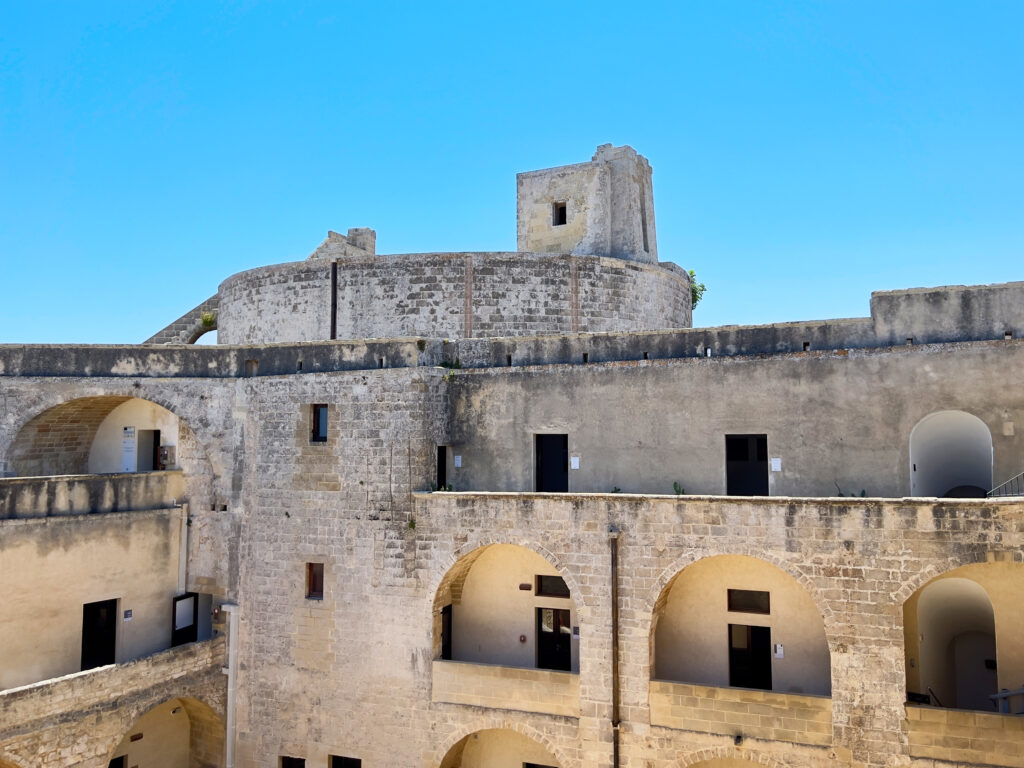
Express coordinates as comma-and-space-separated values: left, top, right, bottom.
216, 252, 691, 345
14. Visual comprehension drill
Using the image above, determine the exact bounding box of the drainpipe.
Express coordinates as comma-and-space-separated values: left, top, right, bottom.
176, 503, 189, 592
222, 603, 239, 768
609, 528, 621, 768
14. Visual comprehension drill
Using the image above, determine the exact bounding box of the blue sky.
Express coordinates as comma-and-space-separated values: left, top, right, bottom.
1, 1, 1021, 343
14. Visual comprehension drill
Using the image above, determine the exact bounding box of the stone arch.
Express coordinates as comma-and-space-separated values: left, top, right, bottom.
3, 391, 217, 500
675, 748, 791, 768
892, 552, 992, 607
434, 720, 572, 768
645, 547, 835, 627
650, 553, 832, 695
429, 540, 584, 671
103, 695, 224, 768
429, 535, 590, 616
909, 410, 993, 497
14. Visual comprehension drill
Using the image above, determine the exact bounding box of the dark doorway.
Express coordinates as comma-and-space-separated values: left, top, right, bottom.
729, 623, 771, 690
726, 434, 768, 495
81, 599, 117, 670
137, 429, 160, 472
437, 445, 447, 490
440, 604, 453, 660
535, 434, 568, 492
536, 607, 571, 671
172, 592, 199, 647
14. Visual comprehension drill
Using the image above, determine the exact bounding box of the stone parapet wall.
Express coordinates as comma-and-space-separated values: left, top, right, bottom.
0, 638, 226, 768
216, 252, 691, 345
649, 680, 832, 746
432, 660, 580, 717
0, 471, 184, 518
905, 704, 1024, 767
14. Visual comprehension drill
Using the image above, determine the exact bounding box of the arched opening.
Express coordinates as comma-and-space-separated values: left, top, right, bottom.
193, 329, 217, 345
904, 563, 1024, 713
440, 729, 559, 768
107, 697, 224, 768
433, 544, 579, 673
7, 396, 184, 477
652, 555, 830, 695
909, 410, 993, 497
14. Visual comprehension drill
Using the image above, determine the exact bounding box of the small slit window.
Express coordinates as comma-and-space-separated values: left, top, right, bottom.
552, 202, 567, 226
311, 404, 328, 443
727, 588, 770, 614
536, 575, 571, 598
306, 562, 324, 600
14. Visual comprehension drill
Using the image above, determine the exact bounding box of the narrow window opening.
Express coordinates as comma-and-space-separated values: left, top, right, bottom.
311, 404, 328, 443
802, 341, 810, 351
245, 359, 258, 377
506, 354, 513, 366
582, 352, 589, 363
1005, 330, 1013, 340
440, 604, 453, 660
552, 202, 567, 226
436, 445, 447, 490
536, 575, 571, 598
643, 351, 649, 360
306, 563, 324, 600
378, 357, 385, 368
906, 337, 914, 345
704, 347, 712, 357
639, 182, 649, 253
296, 360, 303, 371
330, 758, 362, 768
728, 589, 771, 614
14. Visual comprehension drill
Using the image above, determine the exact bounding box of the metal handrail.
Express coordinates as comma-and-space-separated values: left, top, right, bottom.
988, 470, 1024, 498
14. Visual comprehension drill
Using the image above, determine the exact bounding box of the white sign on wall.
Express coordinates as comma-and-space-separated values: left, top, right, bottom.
770, 457, 782, 472
121, 427, 136, 473
570, 456, 580, 470
454, 455, 462, 468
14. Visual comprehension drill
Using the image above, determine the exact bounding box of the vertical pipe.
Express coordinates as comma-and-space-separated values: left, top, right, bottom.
609, 530, 621, 767
329, 262, 338, 340
177, 503, 188, 593
222, 603, 239, 768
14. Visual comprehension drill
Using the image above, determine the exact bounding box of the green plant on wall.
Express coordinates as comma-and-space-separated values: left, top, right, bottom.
688, 270, 707, 310
673, 481, 685, 496
200, 310, 217, 328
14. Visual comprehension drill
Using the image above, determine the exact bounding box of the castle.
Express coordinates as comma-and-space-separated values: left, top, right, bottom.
1, 145, 1022, 768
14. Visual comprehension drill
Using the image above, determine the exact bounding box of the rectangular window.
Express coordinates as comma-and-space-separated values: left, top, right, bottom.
727, 589, 770, 614
330, 758, 361, 768
311, 404, 328, 442
552, 201, 567, 226
536, 575, 571, 598
525, 764, 558, 768
280, 758, 305, 768
108, 757, 126, 768
306, 563, 324, 600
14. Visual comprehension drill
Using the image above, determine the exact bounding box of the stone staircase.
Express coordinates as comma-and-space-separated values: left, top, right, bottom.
143, 294, 219, 345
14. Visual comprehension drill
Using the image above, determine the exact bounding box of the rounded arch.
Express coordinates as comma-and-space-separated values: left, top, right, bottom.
4, 392, 216, 486
645, 548, 835, 626
430, 541, 583, 673
910, 410, 993, 497
675, 749, 791, 768
903, 565, 1008, 711
103, 696, 224, 768
650, 554, 831, 696
436, 724, 568, 768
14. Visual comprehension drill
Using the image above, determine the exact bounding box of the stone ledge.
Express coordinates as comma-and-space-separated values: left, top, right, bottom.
431, 659, 580, 718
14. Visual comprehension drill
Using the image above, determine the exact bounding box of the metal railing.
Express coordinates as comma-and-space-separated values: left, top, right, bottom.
988, 470, 1024, 498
